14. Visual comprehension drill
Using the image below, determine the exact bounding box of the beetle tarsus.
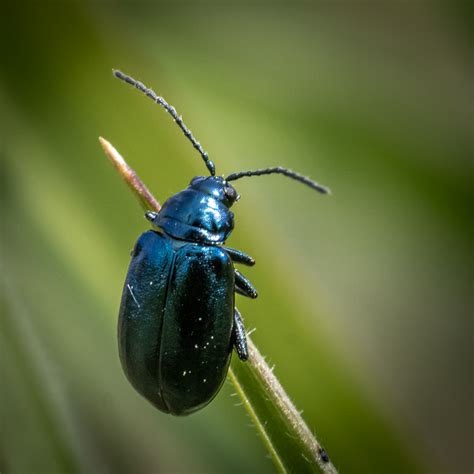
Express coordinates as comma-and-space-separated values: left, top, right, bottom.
232, 308, 248, 361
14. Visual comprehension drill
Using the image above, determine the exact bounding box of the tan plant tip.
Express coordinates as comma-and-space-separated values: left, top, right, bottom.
99, 136, 127, 167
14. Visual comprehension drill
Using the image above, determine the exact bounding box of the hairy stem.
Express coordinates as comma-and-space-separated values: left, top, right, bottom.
99, 137, 338, 474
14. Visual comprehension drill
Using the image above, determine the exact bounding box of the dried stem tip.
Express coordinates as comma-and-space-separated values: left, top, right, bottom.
98, 137, 161, 212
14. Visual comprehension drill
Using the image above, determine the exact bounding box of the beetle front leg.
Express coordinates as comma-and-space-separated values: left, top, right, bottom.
232, 307, 248, 361
223, 247, 255, 266
235, 269, 258, 299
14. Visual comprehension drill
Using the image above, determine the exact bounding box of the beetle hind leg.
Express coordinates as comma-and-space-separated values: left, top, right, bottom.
232, 308, 248, 361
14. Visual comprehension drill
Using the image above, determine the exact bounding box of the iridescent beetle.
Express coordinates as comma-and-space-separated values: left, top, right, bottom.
115, 70, 329, 415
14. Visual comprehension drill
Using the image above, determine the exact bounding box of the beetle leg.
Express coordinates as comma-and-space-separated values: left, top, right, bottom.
223, 247, 255, 266
234, 269, 258, 299
145, 211, 159, 223
232, 308, 248, 361
235, 286, 249, 297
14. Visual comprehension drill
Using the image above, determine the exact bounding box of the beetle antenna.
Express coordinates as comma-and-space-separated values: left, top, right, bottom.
226, 167, 330, 194
113, 69, 215, 176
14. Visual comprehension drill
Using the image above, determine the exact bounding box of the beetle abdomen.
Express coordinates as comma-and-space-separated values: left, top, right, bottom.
160, 245, 235, 415
118, 230, 174, 412
119, 232, 235, 415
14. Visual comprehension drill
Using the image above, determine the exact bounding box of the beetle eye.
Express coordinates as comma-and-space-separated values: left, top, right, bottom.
224, 186, 237, 201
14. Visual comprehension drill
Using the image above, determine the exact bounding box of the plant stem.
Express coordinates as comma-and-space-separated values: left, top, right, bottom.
99, 137, 338, 474
99, 137, 161, 212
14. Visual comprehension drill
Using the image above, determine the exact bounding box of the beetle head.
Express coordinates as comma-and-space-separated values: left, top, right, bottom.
189, 176, 240, 208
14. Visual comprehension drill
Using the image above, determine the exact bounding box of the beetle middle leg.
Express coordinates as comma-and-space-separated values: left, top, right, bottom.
232, 307, 248, 361
235, 269, 258, 299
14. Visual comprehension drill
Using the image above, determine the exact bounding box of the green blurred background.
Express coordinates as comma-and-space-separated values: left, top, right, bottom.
1, 1, 472, 473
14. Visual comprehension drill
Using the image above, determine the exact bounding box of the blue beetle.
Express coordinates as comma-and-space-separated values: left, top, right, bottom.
115, 70, 329, 415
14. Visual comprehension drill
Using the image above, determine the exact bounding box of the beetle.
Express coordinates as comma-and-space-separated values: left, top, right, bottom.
114, 70, 330, 415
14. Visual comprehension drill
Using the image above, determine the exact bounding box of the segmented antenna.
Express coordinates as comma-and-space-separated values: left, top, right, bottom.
113, 69, 215, 176
226, 167, 330, 194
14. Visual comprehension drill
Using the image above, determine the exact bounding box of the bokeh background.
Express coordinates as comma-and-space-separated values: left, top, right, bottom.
1, 1, 472, 473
